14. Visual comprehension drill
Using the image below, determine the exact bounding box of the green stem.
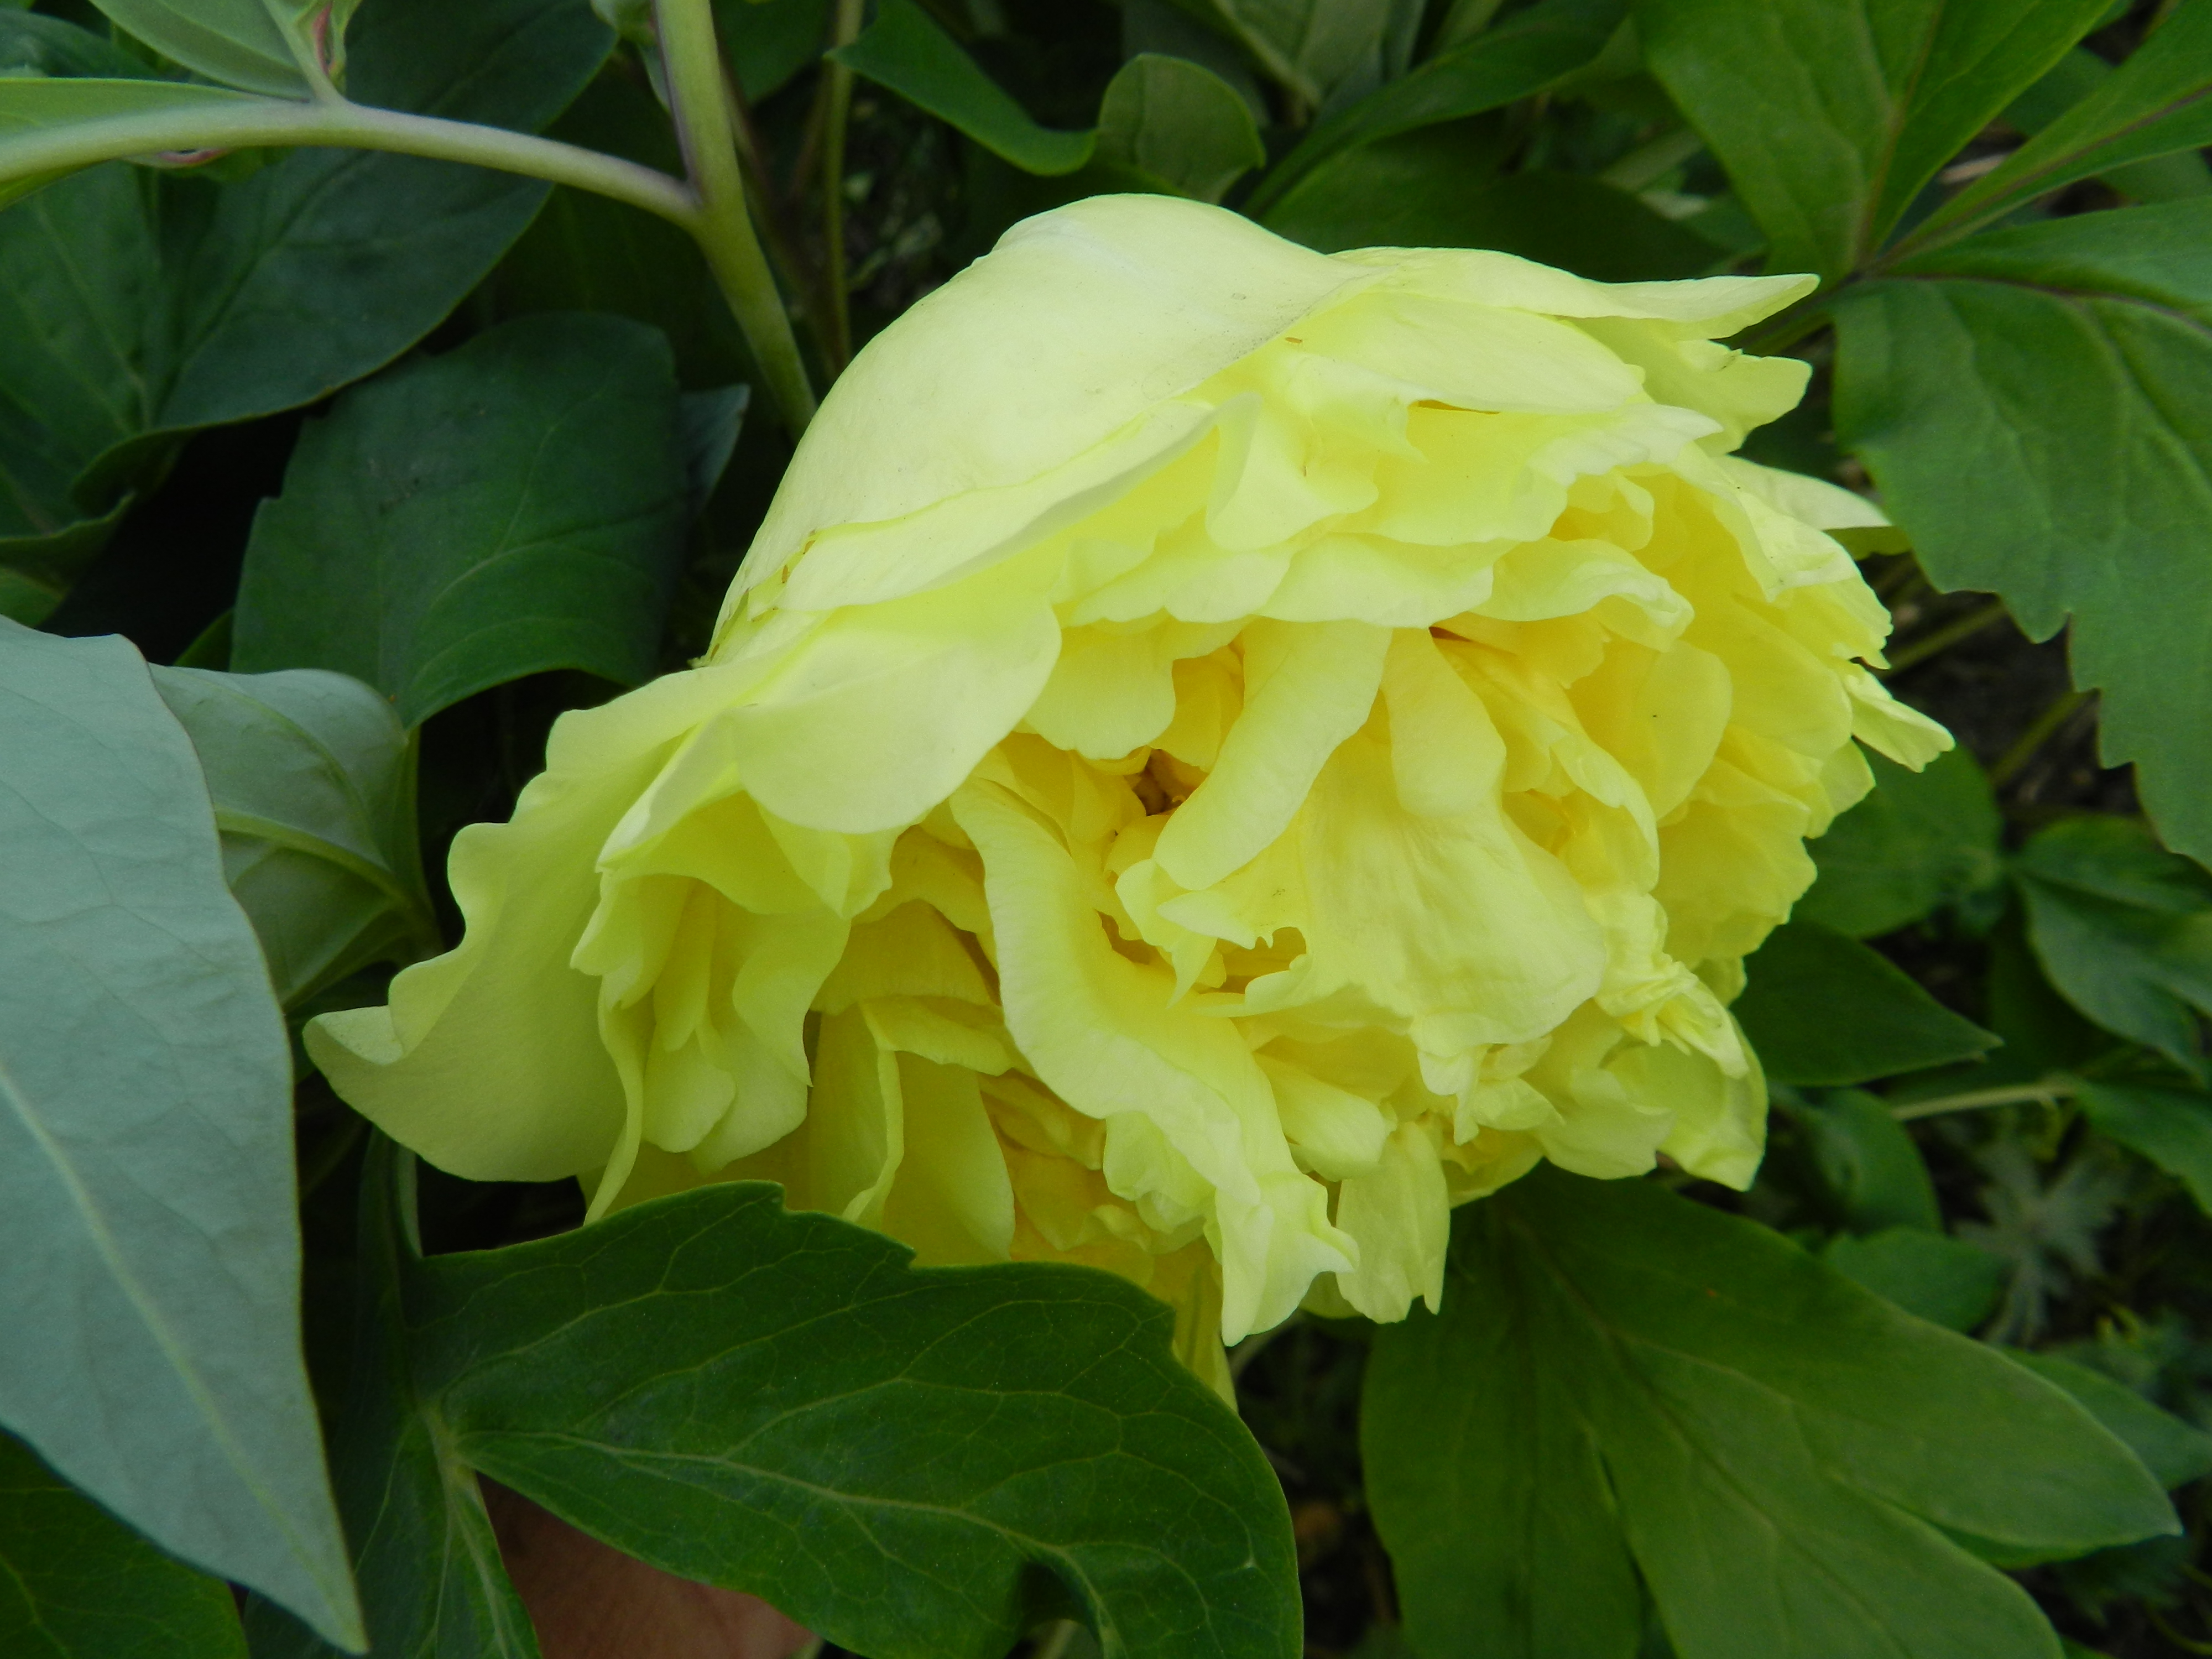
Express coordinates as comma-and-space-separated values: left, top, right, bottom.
820, 0, 865, 373
1881, 597, 2010, 674
1990, 686, 2093, 789
1598, 124, 1703, 191
0, 98, 696, 220
1890, 1079, 2075, 1123
655, 0, 817, 433
1032, 1620, 1082, 1659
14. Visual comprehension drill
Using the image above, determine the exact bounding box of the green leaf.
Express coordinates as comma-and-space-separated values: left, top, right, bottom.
0, 0, 612, 564
1798, 749, 2004, 938
0, 1431, 248, 1659
1821, 1228, 2005, 1332
2011, 816, 2212, 1077
484, 71, 751, 392
833, 0, 1093, 175
253, 1140, 1298, 1659
1366, 1168, 2174, 1659
1095, 53, 1264, 203
2006, 1350, 2212, 1490
0, 12, 165, 81
716, 0, 830, 102
1267, 159, 1722, 280
233, 312, 688, 726
1791, 1089, 1942, 1234
0, 620, 358, 1650
1736, 920, 1999, 1084
1832, 205, 2212, 862
1162, 0, 1425, 113
85, 0, 319, 97
1634, 0, 2109, 280
1908, 0, 2212, 254
2074, 1081, 2212, 1213
2004, 46, 2212, 204
148, 665, 434, 1010
1249, 0, 1624, 212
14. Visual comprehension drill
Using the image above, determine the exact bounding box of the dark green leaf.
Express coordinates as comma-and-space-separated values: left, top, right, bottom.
1798, 748, 2004, 938
1270, 159, 1721, 279
834, 0, 1093, 174
1821, 1228, 2005, 1331
1907, 0, 2212, 254
2004, 47, 2212, 204
258, 1139, 1297, 1659
1368, 1168, 2173, 1659
677, 384, 748, 523
1832, 205, 2212, 861
716, 0, 830, 102
2006, 1350, 2212, 1490
85, 0, 318, 97
2075, 1082, 2212, 1214
0, 0, 612, 565
148, 665, 434, 1009
1792, 1089, 1942, 1233
0, 620, 358, 1650
1095, 53, 1264, 202
1736, 920, 1999, 1084
1635, 0, 2109, 279
484, 71, 751, 393
1249, 0, 1624, 212
0, 1431, 248, 1659
1162, 0, 1424, 113
2012, 816, 2212, 1077
0, 12, 161, 79
242, 1142, 536, 1659
233, 313, 688, 726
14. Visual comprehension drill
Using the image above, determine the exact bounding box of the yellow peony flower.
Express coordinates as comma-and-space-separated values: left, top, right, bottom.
310, 195, 1947, 1389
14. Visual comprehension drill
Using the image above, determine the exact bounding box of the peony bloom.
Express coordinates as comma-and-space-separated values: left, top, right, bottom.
311, 195, 1945, 1388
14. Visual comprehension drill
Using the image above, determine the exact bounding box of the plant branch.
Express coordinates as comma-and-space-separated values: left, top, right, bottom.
1991, 686, 2094, 789
655, 0, 817, 433
1890, 1079, 2075, 1122
820, 0, 865, 373
0, 98, 696, 221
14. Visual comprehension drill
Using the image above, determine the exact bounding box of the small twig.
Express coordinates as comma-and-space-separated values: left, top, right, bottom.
1881, 597, 2010, 674
1990, 686, 2093, 790
820, 0, 865, 373
1890, 1079, 2076, 1123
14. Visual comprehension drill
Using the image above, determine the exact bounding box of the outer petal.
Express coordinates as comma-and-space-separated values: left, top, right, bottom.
305, 669, 739, 1181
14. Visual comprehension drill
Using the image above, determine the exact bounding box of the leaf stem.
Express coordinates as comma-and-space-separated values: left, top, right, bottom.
820, 0, 865, 373
1890, 1079, 2075, 1122
1032, 1620, 1083, 1659
1990, 686, 2094, 789
1881, 597, 2010, 674
655, 0, 817, 434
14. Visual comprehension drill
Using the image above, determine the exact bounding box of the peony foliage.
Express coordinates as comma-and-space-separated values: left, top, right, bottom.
1, 1, 2209, 1656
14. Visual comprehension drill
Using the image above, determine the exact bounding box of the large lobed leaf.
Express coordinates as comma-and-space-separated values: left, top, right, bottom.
249, 1141, 1300, 1659
1833, 201, 2212, 866
1366, 1167, 2175, 1659
0, 620, 357, 1650
1635, 0, 2109, 281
